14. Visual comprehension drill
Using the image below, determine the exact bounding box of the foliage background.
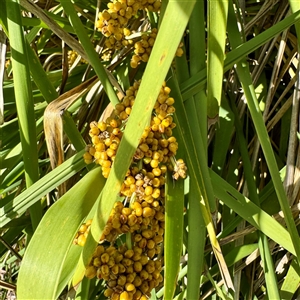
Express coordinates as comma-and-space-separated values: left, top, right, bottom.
1, 0, 300, 299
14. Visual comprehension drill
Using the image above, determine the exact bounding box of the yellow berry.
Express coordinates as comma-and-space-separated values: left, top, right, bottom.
144, 186, 153, 196
143, 207, 155, 218
77, 234, 87, 247
152, 167, 162, 177
89, 126, 100, 136
97, 121, 107, 131
120, 291, 129, 300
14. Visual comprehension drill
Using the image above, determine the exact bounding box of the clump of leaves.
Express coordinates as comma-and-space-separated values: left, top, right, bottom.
1, 0, 300, 299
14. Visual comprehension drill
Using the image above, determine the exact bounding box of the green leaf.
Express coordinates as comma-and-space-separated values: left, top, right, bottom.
17, 166, 105, 299
210, 170, 296, 255
164, 173, 184, 300
0, 150, 86, 227
207, 0, 228, 118
280, 258, 300, 300
180, 9, 300, 101
6, 0, 41, 229
60, 1, 119, 106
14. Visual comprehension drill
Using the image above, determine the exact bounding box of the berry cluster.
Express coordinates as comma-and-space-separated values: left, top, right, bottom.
130, 30, 184, 68
74, 219, 92, 246
95, 0, 184, 66
96, 0, 161, 51
83, 117, 123, 178
83, 80, 183, 179
85, 244, 163, 300
67, 50, 87, 68
130, 29, 157, 68
80, 80, 186, 299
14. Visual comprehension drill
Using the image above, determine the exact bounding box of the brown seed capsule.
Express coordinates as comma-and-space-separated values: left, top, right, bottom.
120, 214, 128, 225
133, 261, 143, 272
145, 260, 156, 273
101, 264, 110, 276
85, 265, 97, 279
108, 280, 117, 288
132, 275, 142, 287
93, 257, 101, 268
142, 229, 153, 239
101, 253, 110, 264
119, 263, 126, 274
127, 214, 138, 226
104, 288, 114, 297
154, 235, 163, 244
125, 265, 133, 274
118, 275, 127, 286
147, 248, 156, 259
132, 252, 141, 262
111, 292, 120, 300
133, 233, 142, 243
122, 258, 133, 267
126, 272, 136, 283
140, 269, 149, 280
140, 255, 149, 266
124, 249, 134, 258
111, 264, 119, 275
140, 281, 149, 294
146, 239, 156, 250
107, 257, 115, 268
114, 253, 124, 264
138, 238, 147, 249
95, 245, 105, 256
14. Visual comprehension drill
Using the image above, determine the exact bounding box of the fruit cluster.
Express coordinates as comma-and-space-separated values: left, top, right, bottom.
130, 29, 157, 68
74, 219, 92, 247
130, 30, 184, 68
85, 243, 163, 300
95, 0, 184, 66
83, 80, 184, 180
80, 80, 186, 299
96, 0, 161, 51
67, 50, 87, 68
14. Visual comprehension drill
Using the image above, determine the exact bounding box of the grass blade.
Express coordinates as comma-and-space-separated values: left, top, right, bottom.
169, 73, 234, 291
164, 173, 184, 299
210, 170, 295, 255
0, 150, 86, 227
186, 179, 206, 300
227, 3, 280, 297
60, 1, 119, 106
180, 9, 300, 101
207, 0, 228, 118
235, 60, 300, 265
280, 258, 300, 300
6, 0, 41, 229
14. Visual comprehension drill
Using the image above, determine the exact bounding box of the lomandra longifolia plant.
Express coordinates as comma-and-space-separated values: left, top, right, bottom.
1, 0, 300, 299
